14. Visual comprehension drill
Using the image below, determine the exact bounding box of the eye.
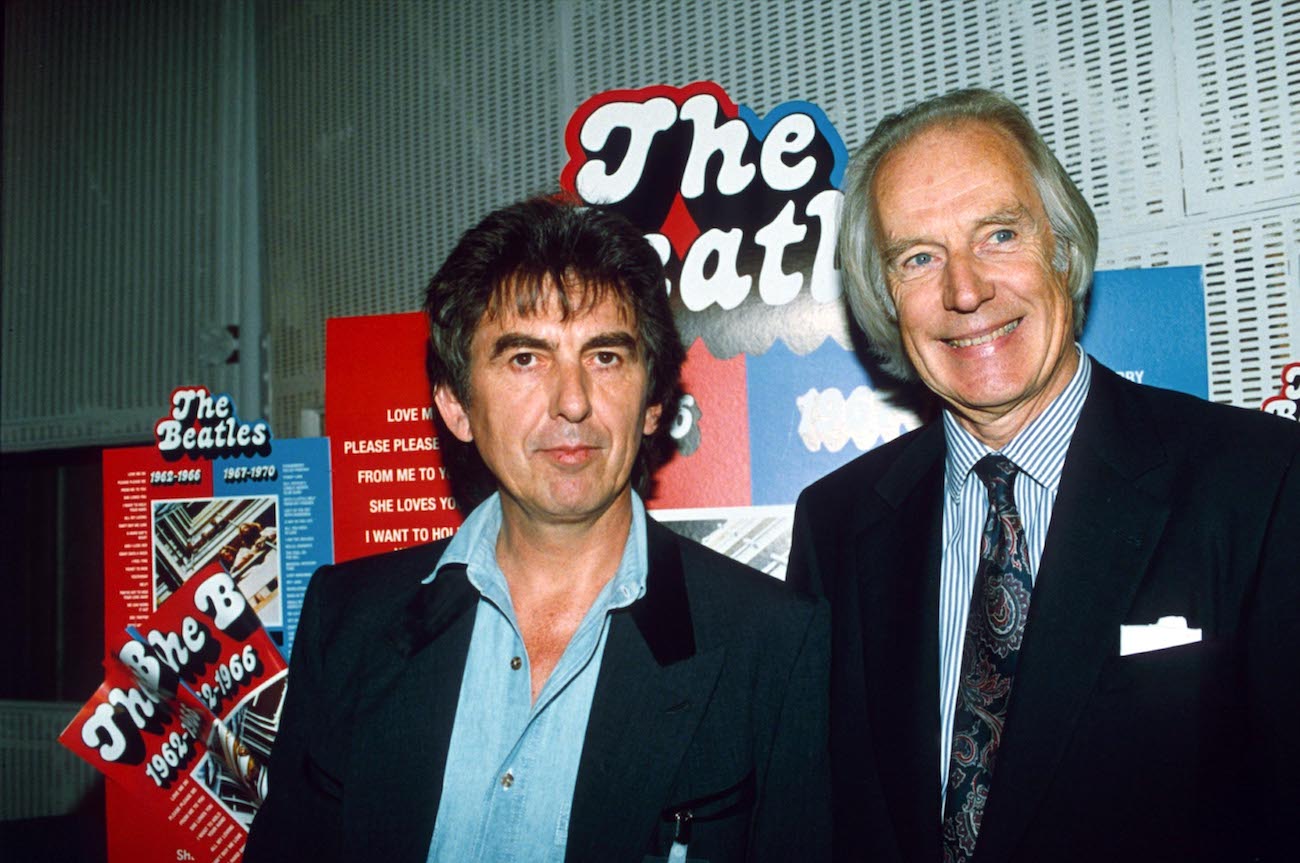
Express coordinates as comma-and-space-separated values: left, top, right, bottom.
509, 352, 536, 368
990, 228, 1016, 243
592, 350, 622, 367
905, 251, 934, 268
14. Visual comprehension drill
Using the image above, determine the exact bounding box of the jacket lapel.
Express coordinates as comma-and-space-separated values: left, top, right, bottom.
347, 566, 479, 863
566, 520, 726, 862
975, 363, 1174, 860
858, 423, 946, 863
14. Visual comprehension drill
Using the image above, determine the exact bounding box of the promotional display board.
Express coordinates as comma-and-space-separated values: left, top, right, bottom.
70, 388, 332, 862
325, 84, 1213, 576
324, 313, 461, 564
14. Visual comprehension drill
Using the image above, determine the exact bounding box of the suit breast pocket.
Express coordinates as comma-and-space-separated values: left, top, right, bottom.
1082, 637, 1238, 765
1096, 636, 1227, 695
653, 771, 755, 863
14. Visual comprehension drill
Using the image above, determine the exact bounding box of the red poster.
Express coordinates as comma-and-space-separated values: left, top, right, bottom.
102, 446, 216, 654
63, 566, 288, 863
325, 313, 462, 562
652, 339, 752, 508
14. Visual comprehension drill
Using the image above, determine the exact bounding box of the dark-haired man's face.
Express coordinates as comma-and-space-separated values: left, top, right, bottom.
434, 281, 661, 530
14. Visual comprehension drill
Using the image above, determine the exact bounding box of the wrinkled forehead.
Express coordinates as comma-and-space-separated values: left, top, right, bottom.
869, 119, 1048, 246
875, 119, 1035, 198
480, 270, 638, 330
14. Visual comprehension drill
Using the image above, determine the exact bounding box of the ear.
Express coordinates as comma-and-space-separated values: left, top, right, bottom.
642, 402, 663, 437
433, 385, 474, 443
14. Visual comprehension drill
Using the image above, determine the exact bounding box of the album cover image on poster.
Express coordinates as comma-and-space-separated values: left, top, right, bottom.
188, 673, 287, 831
652, 505, 795, 580
152, 495, 282, 626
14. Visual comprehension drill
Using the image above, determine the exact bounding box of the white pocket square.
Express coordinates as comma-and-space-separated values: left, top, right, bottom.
1120, 616, 1202, 656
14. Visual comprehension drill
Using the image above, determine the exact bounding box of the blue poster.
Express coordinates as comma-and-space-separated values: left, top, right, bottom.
1081, 266, 1207, 399
746, 340, 922, 506
212, 436, 333, 659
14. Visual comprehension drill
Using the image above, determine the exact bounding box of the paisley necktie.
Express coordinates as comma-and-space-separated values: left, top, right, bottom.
942, 454, 1033, 862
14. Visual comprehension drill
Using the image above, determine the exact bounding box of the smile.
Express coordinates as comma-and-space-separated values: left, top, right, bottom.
945, 319, 1020, 348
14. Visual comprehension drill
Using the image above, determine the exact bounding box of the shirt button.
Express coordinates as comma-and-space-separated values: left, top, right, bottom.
510, 656, 522, 670
501, 771, 514, 789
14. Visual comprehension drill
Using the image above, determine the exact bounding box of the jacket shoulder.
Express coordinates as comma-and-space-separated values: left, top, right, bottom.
796, 422, 938, 512
653, 521, 824, 648
302, 540, 452, 634
1097, 366, 1299, 466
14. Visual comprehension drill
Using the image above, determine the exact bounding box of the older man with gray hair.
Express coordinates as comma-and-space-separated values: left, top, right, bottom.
789, 88, 1298, 862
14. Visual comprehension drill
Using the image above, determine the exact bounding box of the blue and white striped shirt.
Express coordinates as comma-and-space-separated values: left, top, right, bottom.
937, 348, 1092, 805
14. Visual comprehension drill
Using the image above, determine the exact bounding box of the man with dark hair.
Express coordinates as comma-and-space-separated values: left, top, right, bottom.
247, 196, 830, 863
789, 89, 1298, 862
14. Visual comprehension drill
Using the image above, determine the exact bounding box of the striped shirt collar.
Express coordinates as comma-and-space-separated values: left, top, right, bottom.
943, 346, 1092, 500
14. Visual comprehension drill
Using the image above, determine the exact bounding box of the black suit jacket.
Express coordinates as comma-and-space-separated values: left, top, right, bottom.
246, 518, 830, 863
788, 360, 1300, 862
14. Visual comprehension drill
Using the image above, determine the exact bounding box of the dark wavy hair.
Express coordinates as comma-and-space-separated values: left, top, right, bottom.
423, 195, 685, 507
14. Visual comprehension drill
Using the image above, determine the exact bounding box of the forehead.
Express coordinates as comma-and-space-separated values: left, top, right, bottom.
872, 121, 1042, 233
473, 280, 638, 340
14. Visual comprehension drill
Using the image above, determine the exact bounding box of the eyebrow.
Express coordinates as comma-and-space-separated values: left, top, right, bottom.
488, 330, 639, 359
489, 333, 551, 359
974, 205, 1035, 231
881, 238, 923, 267
880, 205, 1036, 265
583, 331, 639, 353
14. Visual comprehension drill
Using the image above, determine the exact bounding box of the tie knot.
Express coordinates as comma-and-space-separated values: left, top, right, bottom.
974, 453, 1019, 506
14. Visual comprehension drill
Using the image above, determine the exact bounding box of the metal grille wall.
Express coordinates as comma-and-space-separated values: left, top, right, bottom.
262, 0, 1297, 431
257, 0, 569, 437
1, 0, 262, 452
0, 701, 98, 819
4, 1, 1297, 449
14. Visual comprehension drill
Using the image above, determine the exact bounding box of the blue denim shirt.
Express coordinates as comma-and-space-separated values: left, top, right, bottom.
425, 492, 649, 863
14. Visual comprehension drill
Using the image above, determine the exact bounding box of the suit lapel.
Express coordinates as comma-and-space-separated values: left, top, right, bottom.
858, 423, 946, 863
347, 566, 478, 862
566, 521, 725, 862
976, 364, 1174, 860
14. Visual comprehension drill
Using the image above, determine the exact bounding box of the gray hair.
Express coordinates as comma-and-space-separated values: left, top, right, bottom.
838, 88, 1099, 379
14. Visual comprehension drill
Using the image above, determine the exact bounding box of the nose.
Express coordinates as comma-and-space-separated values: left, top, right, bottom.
942, 250, 995, 313
551, 359, 592, 423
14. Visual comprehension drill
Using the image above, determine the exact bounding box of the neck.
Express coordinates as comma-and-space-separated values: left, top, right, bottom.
494, 492, 634, 603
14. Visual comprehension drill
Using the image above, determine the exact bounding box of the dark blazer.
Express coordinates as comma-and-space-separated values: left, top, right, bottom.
245, 517, 830, 863
788, 360, 1300, 862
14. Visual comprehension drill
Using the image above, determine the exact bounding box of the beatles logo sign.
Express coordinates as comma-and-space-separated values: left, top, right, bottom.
561, 81, 851, 358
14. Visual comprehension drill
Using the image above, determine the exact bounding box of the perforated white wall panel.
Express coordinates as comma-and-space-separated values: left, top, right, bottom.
1176, 0, 1300, 214
1171, 0, 1300, 407
259, 0, 1296, 431
6, 1, 1296, 450
258, 1, 569, 436
2, 0, 262, 451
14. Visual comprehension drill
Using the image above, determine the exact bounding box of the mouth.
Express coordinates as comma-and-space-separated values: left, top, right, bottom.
540, 445, 599, 465
945, 318, 1020, 349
